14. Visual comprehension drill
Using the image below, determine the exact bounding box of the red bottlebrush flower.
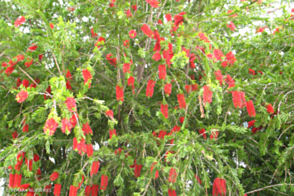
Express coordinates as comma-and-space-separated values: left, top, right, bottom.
177, 93, 186, 109
50, 171, 59, 181
44, 85, 51, 100
160, 104, 168, 119
19, 183, 30, 191
109, 3, 115, 7
128, 76, 135, 87
73, 137, 78, 150
225, 75, 235, 89
213, 49, 224, 61
85, 186, 92, 196
43, 118, 59, 136
123, 40, 130, 48
273, 28, 279, 34
107, 56, 117, 66
172, 125, 181, 133
12, 131, 18, 139
150, 162, 159, 179
92, 184, 99, 196
199, 128, 207, 139
129, 30, 137, 38
266, 104, 274, 114
49, 23, 54, 29
146, 80, 156, 97
131, 4, 137, 11
91, 161, 100, 176
174, 12, 186, 27
227, 21, 236, 31
106, 110, 113, 117
221, 61, 229, 67
158, 64, 166, 80
16, 78, 22, 88
168, 189, 177, 196
109, 129, 117, 139
25, 158, 33, 171
165, 13, 172, 22
212, 178, 227, 196
168, 168, 178, 183
9, 173, 14, 188
179, 117, 185, 124
123, 63, 131, 73
203, 85, 212, 105
164, 83, 172, 95
66, 70, 72, 80
75, 138, 87, 155
248, 69, 256, 75
115, 148, 122, 155
70, 114, 78, 127
210, 130, 219, 140
146, 0, 159, 8
195, 175, 202, 184
158, 19, 162, 24
14, 173, 22, 188
5, 66, 15, 76
16, 90, 28, 103
158, 130, 167, 139
141, 24, 154, 38
2, 62, 7, 67
14, 16, 25, 27
226, 51, 236, 65
23, 124, 29, 132
24, 59, 33, 68
246, 100, 256, 117
192, 84, 199, 91
87, 144, 93, 157
34, 154, 40, 162
256, 27, 265, 33
82, 69, 92, 88
22, 79, 29, 88
232, 91, 242, 108
134, 164, 143, 178
198, 32, 210, 43
152, 51, 161, 61
248, 120, 256, 128
214, 70, 223, 86
163, 43, 173, 66
185, 85, 191, 93
69, 185, 78, 196
95, 37, 105, 48
65, 97, 76, 112
28, 43, 38, 51
66, 80, 72, 90
54, 184, 61, 196
125, 9, 133, 17
100, 175, 108, 191
116, 85, 124, 102
82, 123, 93, 135
90, 28, 97, 37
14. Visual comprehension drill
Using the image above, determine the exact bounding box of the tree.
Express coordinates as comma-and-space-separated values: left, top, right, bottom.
0, 0, 294, 195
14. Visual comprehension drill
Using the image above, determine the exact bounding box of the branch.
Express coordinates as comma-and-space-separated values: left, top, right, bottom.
245, 183, 294, 195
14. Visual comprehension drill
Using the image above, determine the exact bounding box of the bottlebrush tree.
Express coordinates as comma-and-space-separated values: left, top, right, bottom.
1, 0, 294, 196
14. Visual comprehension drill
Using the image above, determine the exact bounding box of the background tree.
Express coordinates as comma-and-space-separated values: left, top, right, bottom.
1, 0, 294, 195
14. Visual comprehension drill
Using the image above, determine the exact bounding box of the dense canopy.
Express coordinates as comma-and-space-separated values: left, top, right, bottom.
1, 0, 294, 195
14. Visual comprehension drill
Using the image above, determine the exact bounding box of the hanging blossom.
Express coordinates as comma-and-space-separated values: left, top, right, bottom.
146, 80, 156, 97
150, 162, 159, 179
65, 97, 76, 112
164, 83, 172, 96
210, 130, 219, 140
199, 128, 207, 139
214, 70, 223, 86
134, 164, 143, 178
109, 129, 117, 139
14, 16, 26, 27
246, 100, 256, 117
127, 76, 135, 94
227, 21, 236, 31
145, 0, 159, 8
106, 54, 117, 66
225, 75, 235, 89
177, 93, 186, 109
168, 189, 177, 196
158, 64, 166, 80
203, 85, 212, 104
95, 37, 105, 48
73, 137, 87, 155
54, 184, 61, 196
226, 51, 236, 65
129, 30, 137, 38
28, 43, 38, 51
212, 178, 227, 196
87, 144, 93, 157
123, 40, 130, 48
61, 118, 72, 134
82, 123, 93, 135
160, 104, 168, 118
116, 85, 124, 102
100, 175, 108, 191
141, 24, 154, 38
168, 168, 178, 183
213, 49, 224, 61
266, 103, 274, 114
16, 90, 28, 103
90, 161, 100, 176
43, 118, 59, 136
82, 69, 92, 88
50, 172, 59, 181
